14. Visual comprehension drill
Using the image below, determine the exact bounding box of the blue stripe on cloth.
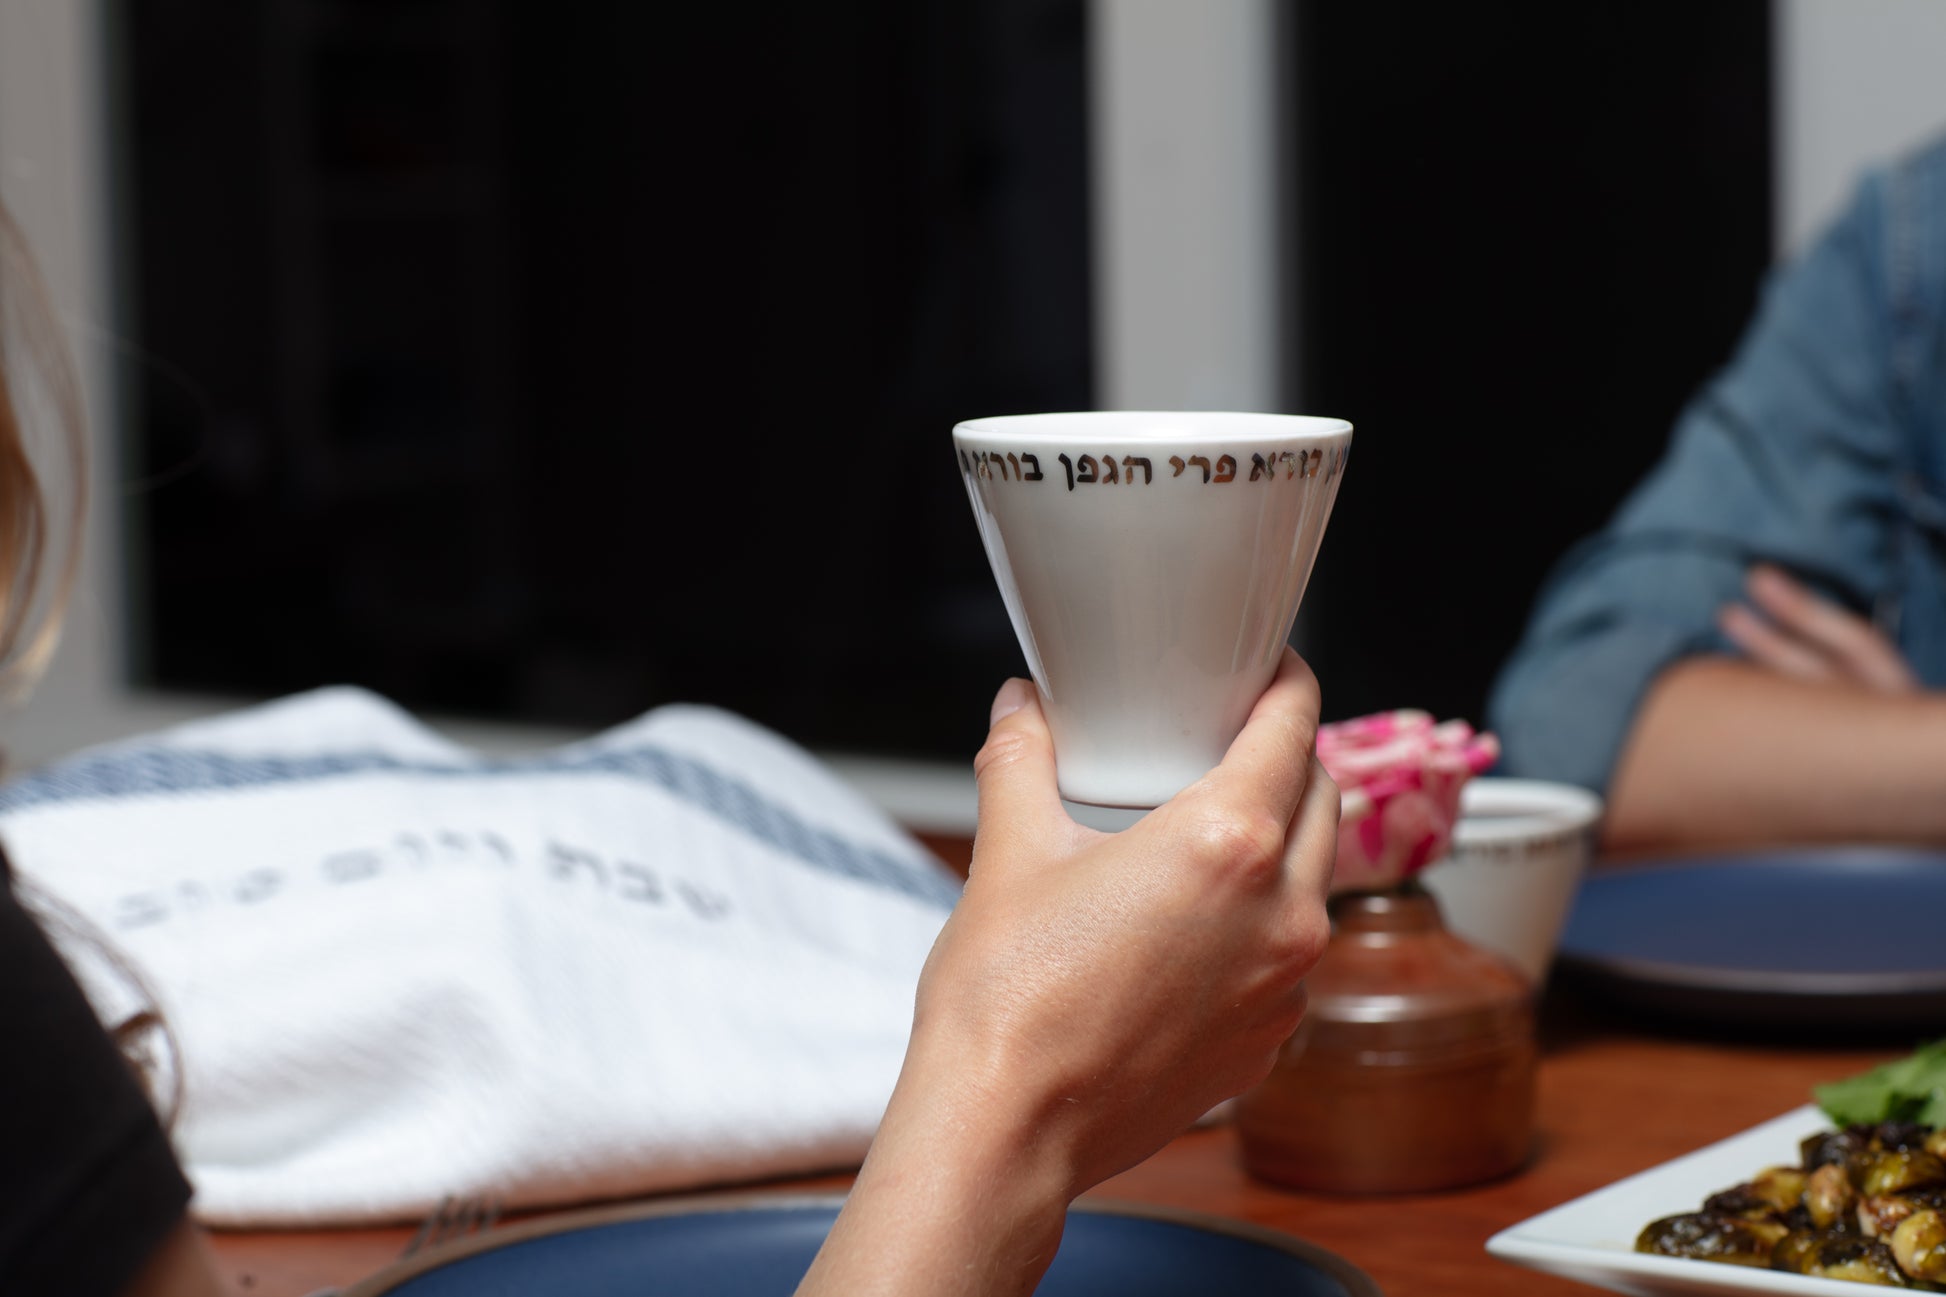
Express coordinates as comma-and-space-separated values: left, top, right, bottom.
0, 745, 961, 910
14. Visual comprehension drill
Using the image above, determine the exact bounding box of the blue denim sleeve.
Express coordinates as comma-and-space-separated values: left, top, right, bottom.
1488, 152, 1935, 794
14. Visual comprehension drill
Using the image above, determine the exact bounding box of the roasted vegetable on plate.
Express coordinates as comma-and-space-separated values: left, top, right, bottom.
1638, 1041, 1946, 1288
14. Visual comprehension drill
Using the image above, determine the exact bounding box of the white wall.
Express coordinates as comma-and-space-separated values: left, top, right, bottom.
0, 0, 179, 771
1776, 0, 1946, 257
1092, 0, 1283, 413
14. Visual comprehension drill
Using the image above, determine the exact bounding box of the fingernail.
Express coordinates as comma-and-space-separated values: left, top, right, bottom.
989, 678, 1034, 725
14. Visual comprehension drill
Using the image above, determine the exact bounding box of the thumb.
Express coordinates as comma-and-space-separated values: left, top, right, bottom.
972, 678, 1068, 858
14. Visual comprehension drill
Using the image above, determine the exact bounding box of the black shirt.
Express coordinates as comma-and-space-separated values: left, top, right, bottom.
0, 850, 193, 1296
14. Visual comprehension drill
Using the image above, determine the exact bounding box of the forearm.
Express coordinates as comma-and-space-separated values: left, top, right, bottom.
796, 1041, 1075, 1296
1604, 656, 1946, 853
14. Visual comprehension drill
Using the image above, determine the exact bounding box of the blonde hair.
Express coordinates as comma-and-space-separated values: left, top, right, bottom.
0, 199, 176, 1118
0, 196, 87, 697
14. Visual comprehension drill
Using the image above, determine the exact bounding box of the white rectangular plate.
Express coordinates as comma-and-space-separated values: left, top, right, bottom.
1487, 1104, 1887, 1297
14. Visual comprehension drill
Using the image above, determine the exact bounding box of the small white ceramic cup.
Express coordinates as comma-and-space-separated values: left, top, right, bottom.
954, 411, 1352, 807
1417, 778, 1604, 985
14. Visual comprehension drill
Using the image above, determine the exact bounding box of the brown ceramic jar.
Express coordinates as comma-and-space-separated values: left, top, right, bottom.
1234, 883, 1537, 1193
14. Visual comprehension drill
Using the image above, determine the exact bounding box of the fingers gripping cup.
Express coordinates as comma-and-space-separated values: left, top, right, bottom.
955, 412, 1352, 807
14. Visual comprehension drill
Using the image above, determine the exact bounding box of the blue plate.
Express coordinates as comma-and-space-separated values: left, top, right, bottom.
341, 1194, 1377, 1296
1556, 846, 1946, 1030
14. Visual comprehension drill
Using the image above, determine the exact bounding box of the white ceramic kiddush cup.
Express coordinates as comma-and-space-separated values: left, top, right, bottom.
955, 411, 1352, 807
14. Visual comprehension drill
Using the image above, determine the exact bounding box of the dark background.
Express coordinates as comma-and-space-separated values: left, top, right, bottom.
113, 0, 1771, 759
1291, 3, 1772, 723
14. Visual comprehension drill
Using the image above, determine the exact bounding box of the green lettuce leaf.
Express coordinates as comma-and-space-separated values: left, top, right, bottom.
1917, 1085, 1946, 1129
1815, 1039, 1946, 1127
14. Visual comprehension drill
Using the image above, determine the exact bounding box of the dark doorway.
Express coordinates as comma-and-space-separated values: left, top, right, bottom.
114, 0, 1089, 760
1289, 3, 1773, 726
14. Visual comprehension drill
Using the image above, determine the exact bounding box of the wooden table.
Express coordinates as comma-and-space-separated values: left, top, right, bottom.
205, 985, 1901, 1295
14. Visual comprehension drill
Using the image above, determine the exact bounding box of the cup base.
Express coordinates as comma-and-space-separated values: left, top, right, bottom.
1056, 775, 1190, 812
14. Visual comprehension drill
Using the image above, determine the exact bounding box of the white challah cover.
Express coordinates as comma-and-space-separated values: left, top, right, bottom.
0, 688, 959, 1226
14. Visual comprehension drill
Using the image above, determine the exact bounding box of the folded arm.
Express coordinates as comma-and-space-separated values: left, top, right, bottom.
1605, 655, 1946, 853
1491, 140, 1946, 848
1605, 562, 1946, 853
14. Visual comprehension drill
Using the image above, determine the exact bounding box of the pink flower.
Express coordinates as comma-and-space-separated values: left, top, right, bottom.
1316, 710, 1499, 893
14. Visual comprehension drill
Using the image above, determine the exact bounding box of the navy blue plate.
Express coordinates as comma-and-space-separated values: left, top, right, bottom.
341, 1194, 1378, 1296
1556, 846, 1946, 1030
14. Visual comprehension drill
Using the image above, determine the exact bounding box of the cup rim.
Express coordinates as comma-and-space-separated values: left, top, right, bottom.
1452, 778, 1604, 846
953, 411, 1353, 443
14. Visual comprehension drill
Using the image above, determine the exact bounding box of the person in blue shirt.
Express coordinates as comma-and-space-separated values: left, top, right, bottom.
1489, 134, 1946, 854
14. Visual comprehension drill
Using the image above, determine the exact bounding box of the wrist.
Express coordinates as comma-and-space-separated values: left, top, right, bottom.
806, 1035, 1078, 1297
872, 1031, 1081, 1227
